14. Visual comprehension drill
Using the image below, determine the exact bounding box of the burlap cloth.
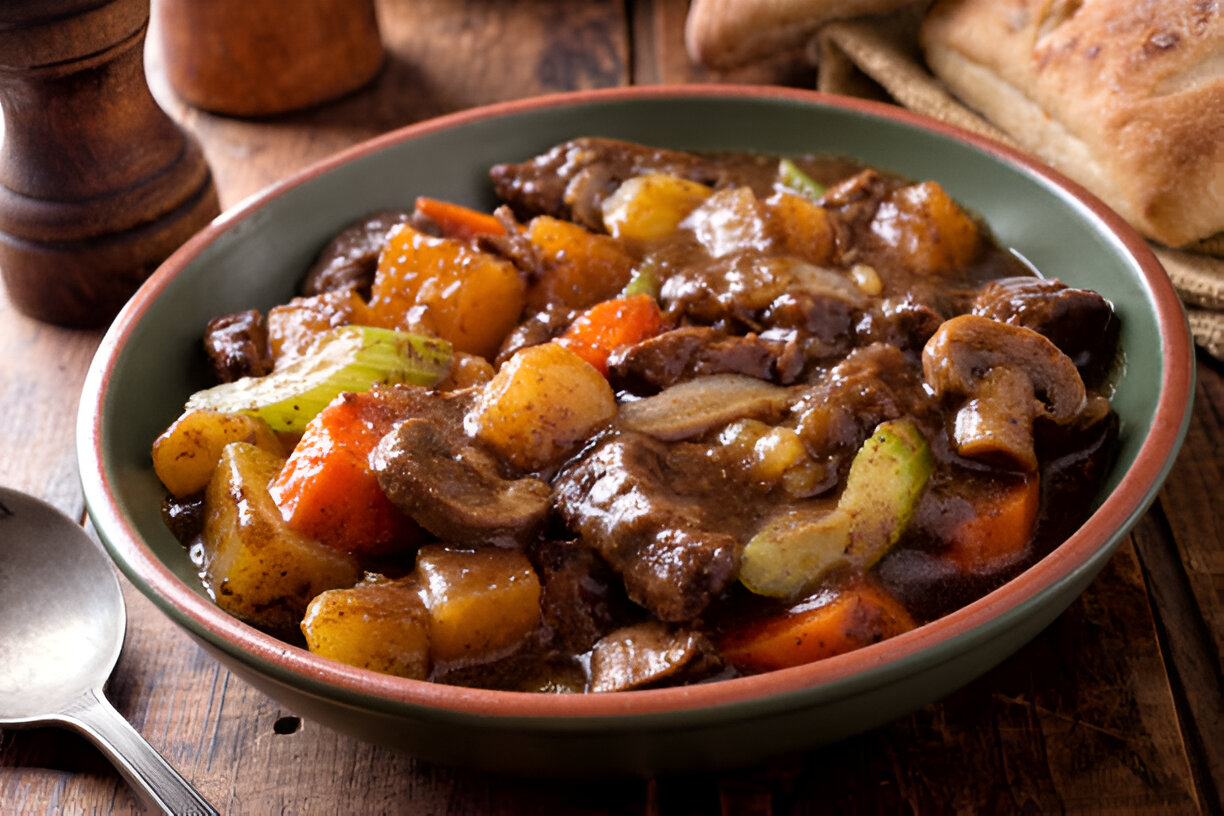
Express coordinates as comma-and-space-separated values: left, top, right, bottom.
810, 6, 1224, 360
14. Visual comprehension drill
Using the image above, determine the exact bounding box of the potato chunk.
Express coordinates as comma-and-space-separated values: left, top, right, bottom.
601, 173, 713, 241
524, 216, 637, 310
416, 544, 542, 670
202, 442, 360, 633
301, 575, 431, 679
467, 341, 617, 472
764, 191, 836, 266
153, 409, 283, 498
870, 181, 980, 274
368, 224, 526, 359
266, 289, 369, 364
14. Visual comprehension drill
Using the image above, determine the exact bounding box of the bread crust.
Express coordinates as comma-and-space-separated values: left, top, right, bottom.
686, 0, 920, 70
921, 0, 1224, 248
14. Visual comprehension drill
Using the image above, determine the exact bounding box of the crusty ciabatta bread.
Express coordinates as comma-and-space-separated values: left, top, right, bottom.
920, 0, 1224, 248
686, 0, 921, 70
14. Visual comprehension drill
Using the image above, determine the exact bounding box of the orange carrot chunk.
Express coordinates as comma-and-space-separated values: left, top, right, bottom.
268, 390, 418, 556
557, 294, 664, 376
718, 579, 916, 673
413, 196, 506, 241
943, 473, 1040, 574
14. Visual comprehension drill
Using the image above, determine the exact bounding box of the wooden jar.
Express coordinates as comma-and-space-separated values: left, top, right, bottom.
0, 0, 220, 328
151, 0, 385, 117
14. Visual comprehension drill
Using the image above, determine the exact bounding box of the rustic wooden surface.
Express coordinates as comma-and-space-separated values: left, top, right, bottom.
1, 1, 1221, 812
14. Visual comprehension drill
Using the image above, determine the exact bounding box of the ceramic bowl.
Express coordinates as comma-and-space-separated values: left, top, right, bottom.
77, 85, 1194, 776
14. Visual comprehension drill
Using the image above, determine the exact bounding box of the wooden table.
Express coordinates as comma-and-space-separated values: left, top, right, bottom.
2, 2, 1221, 812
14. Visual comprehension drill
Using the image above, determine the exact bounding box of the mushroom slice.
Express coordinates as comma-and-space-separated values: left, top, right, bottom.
588, 622, 722, 692
922, 314, 1086, 471
373, 418, 551, 548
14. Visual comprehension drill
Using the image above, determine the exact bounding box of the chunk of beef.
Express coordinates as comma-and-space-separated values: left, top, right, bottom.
531, 539, 636, 654
855, 294, 946, 353
972, 277, 1119, 387
494, 301, 576, 367
588, 622, 724, 692
660, 253, 863, 356
301, 210, 412, 298
795, 343, 931, 466
203, 310, 272, 382
475, 206, 541, 278
489, 137, 754, 231
161, 493, 205, 545
818, 169, 893, 259
607, 326, 801, 393
552, 431, 753, 622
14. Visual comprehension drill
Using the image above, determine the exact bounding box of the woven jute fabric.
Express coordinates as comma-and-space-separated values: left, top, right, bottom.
812, 9, 1224, 359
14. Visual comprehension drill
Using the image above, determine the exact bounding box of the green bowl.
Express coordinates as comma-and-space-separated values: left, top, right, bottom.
77, 85, 1194, 776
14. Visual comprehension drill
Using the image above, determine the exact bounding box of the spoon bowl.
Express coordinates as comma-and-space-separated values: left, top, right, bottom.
0, 487, 217, 815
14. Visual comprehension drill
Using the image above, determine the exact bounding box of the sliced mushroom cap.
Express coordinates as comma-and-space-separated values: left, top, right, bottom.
588, 621, 723, 692
922, 314, 1087, 471
372, 418, 552, 548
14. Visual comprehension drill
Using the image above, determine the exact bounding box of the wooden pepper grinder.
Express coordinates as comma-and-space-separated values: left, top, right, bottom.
0, 0, 220, 328
151, 0, 385, 117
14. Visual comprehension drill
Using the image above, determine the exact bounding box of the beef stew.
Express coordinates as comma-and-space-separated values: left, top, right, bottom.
152, 138, 1120, 693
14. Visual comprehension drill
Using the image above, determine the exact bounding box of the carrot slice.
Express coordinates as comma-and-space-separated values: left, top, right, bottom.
718, 579, 916, 673
268, 390, 419, 556
943, 473, 1040, 574
414, 196, 506, 240
557, 294, 664, 376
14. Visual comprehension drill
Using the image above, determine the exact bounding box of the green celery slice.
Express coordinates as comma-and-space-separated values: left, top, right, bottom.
186, 325, 452, 433
777, 158, 827, 202
840, 418, 934, 569
621, 260, 661, 299
739, 417, 934, 598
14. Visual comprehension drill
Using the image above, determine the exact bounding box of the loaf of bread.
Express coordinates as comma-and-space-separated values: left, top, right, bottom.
686, 0, 920, 70
921, 0, 1224, 248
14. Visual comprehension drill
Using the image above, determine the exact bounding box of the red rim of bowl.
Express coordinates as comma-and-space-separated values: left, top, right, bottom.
79, 83, 1194, 723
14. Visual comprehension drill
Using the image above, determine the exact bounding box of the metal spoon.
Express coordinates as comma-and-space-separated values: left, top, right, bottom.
0, 487, 218, 815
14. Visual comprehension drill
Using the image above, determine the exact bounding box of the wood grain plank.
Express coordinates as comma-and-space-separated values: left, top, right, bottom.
1136, 353, 1224, 814
0, 295, 101, 517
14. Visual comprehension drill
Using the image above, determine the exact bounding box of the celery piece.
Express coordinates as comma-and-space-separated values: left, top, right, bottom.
839, 418, 934, 569
739, 504, 851, 598
620, 261, 661, 299
739, 418, 933, 598
186, 325, 452, 433
778, 158, 826, 202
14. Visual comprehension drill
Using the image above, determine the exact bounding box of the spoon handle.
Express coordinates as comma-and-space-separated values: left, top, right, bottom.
61, 687, 219, 816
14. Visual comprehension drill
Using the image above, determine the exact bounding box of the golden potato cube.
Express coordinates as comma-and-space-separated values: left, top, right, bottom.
871, 181, 981, 274
368, 224, 526, 359
416, 544, 541, 669
301, 575, 431, 679
525, 216, 637, 310
153, 408, 284, 498
266, 289, 368, 364
601, 173, 713, 242
764, 191, 837, 266
202, 442, 360, 633
467, 341, 617, 472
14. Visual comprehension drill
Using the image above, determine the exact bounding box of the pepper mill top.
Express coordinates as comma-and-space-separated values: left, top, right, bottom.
0, 0, 220, 328
151, 0, 385, 117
